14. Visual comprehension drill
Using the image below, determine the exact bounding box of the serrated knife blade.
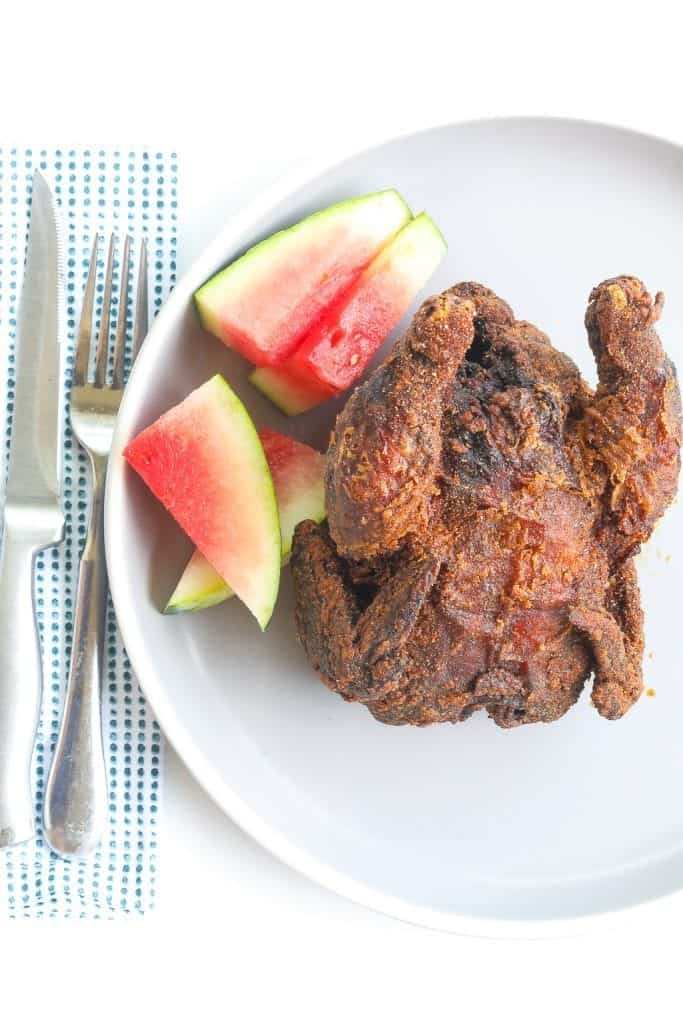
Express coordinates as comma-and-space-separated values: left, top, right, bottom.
5, 170, 63, 503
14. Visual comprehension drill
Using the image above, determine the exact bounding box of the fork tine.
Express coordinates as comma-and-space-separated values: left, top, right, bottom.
94, 235, 116, 387
132, 239, 148, 361
73, 235, 99, 386
112, 235, 131, 389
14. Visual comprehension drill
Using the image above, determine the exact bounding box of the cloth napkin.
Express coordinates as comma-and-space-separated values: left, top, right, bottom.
0, 145, 178, 917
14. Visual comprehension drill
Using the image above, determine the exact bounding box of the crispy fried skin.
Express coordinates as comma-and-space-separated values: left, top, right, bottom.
291, 278, 681, 728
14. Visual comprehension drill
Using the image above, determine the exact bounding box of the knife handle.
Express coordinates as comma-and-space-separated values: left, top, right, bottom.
44, 454, 109, 857
0, 503, 61, 848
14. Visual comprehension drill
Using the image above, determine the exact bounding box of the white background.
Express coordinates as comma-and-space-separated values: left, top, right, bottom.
2, 1, 683, 1020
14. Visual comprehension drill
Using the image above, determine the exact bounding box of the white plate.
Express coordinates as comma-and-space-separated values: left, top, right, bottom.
106, 118, 683, 936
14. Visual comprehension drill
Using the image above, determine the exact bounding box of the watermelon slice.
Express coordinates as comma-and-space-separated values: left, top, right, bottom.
165, 429, 326, 613
124, 375, 280, 629
194, 190, 411, 366
250, 213, 446, 414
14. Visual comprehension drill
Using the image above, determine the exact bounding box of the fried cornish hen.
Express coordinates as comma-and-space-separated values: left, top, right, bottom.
290, 279, 682, 728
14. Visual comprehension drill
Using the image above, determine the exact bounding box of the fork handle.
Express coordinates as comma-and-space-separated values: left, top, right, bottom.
44, 453, 109, 856
0, 505, 62, 848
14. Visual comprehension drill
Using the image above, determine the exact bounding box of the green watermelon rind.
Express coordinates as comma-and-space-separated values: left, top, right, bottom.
164, 550, 234, 613
248, 365, 335, 416
193, 189, 412, 346
207, 375, 281, 629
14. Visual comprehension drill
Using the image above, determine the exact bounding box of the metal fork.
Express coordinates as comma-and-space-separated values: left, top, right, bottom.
43, 234, 148, 857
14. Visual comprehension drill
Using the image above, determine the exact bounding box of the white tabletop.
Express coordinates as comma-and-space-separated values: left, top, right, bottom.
3, 1, 683, 1018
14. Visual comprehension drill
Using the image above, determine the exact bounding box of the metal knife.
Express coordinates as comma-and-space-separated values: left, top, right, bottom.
0, 170, 65, 848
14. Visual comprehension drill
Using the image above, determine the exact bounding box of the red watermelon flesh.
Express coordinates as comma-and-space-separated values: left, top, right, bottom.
194, 190, 411, 366
123, 375, 280, 629
249, 213, 446, 414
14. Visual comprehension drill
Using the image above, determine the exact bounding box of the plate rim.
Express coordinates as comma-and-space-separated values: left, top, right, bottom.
105, 115, 683, 937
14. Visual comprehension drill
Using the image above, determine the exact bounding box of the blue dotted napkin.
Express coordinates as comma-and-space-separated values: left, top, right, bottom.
0, 146, 178, 917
